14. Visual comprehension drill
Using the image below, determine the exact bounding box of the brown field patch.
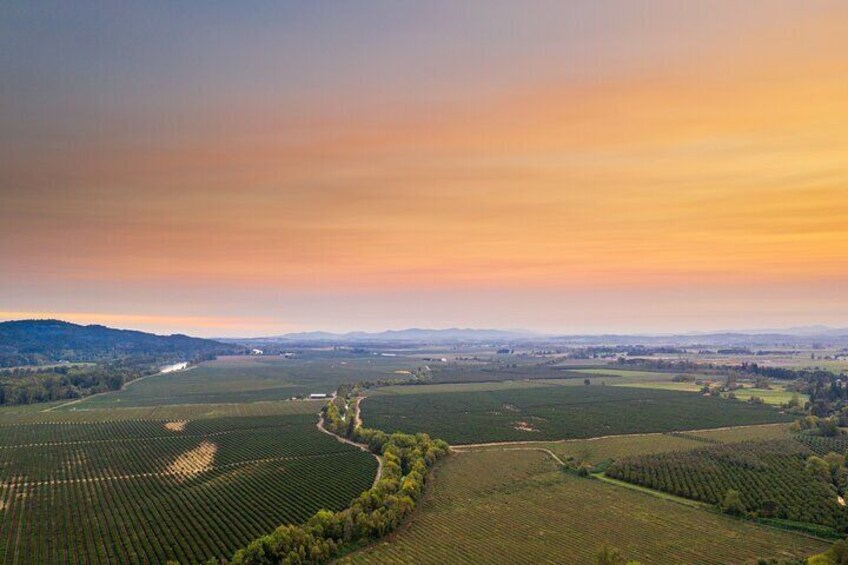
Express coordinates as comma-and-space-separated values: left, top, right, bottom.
164, 420, 188, 432
513, 421, 538, 432
166, 441, 217, 477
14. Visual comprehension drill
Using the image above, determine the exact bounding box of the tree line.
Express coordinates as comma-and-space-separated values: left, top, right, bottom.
0, 352, 218, 406
200, 389, 449, 565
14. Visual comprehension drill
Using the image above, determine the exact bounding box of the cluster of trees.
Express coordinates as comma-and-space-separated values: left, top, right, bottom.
217, 391, 449, 564
793, 415, 843, 437
0, 359, 151, 406
0, 319, 246, 406
0, 352, 223, 406
618, 358, 847, 412
738, 364, 848, 417
0, 319, 241, 367
806, 452, 848, 495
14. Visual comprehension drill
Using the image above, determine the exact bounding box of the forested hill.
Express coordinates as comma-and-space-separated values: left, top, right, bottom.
0, 319, 241, 367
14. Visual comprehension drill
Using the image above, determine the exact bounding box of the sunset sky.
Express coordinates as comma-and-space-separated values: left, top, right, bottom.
2, 1, 847, 336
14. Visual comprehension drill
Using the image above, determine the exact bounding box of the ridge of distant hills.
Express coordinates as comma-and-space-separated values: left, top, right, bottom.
0, 319, 241, 367
226, 326, 848, 347
226, 327, 541, 345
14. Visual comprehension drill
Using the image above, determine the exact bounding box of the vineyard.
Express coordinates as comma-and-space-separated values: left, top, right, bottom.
344, 449, 827, 564
606, 439, 848, 531
0, 411, 378, 564
73, 353, 420, 409
0, 397, 322, 425
689, 423, 793, 444
361, 384, 793, 444
796, 434, 848, 457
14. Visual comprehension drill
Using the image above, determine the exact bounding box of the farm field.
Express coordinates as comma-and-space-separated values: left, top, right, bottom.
465, 423, 795, 468
70, 353, 420, 409
615, 381, 806, 406
427, 361, 605, 384
796, 435, 848, 457
0, 399, 322, 424
562, 368, 704, 381
691, 423, 794, 443
344, 449, 827, 564
0, 408, 378, 564
606, 439, 848, 532
361, 383, 794, 444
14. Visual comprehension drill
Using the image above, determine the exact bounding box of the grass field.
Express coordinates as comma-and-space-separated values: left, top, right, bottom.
69, 353, 420, 409
362, 384, 794, 444
560, 368, 808, 406
344, 450, 827, 564
0, 409, 377, 564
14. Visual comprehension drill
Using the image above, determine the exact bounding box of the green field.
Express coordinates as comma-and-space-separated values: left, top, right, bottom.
361, 383, 794, 444
0, 349, 831, 564
0, 398, 322, 424
607, 439, 847, 531
69, 353, 420, 409
344, 450, 827, 564
692, 423, 793, 443
563, 368, 703, 381
559, 368, 809, 406
614, 381, 806, 406
465, 424, 796, 469
0, 407, 377, 564
427, 361, 604, 384
796, 435, 848, 457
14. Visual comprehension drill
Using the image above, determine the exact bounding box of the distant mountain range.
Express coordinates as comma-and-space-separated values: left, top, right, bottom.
0, 319, 242, 367
227, 325, 848, 347
226, 328, 541, 345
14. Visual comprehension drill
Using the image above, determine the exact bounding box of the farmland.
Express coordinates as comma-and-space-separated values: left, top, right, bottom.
344, 449, 827, 564
361, 383, 794, 444
70, 353, 421, 409
606, 439, 848, 532
427, 361, 605, 384
0, 406, 378, 564
0, 345, 837, 564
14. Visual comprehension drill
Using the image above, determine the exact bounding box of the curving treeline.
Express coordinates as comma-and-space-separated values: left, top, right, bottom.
224, 397, 449, 565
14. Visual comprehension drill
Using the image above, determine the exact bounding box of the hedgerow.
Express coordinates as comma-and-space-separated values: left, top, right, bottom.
222, 396, 449, 565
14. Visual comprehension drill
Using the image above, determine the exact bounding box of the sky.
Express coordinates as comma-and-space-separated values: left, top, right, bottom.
1, 1, 847, 337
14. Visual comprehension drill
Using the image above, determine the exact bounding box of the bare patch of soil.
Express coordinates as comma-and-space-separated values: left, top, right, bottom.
513, 421, 539, 432
164, 421, 188, 432
166, 441, 217, 478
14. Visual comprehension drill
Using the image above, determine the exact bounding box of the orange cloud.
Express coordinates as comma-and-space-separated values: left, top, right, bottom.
2, 9, 847, 297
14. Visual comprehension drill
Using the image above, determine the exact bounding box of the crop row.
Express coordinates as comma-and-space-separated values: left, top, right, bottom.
0, 414, 319, 446
348, 449, 826, 564
362, 385, 793, 444
796, 435, 848, 457
0, 426, 357, 483
606, 439, 847, 529
0, 451, 376, 565
0, 413, 377, 564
